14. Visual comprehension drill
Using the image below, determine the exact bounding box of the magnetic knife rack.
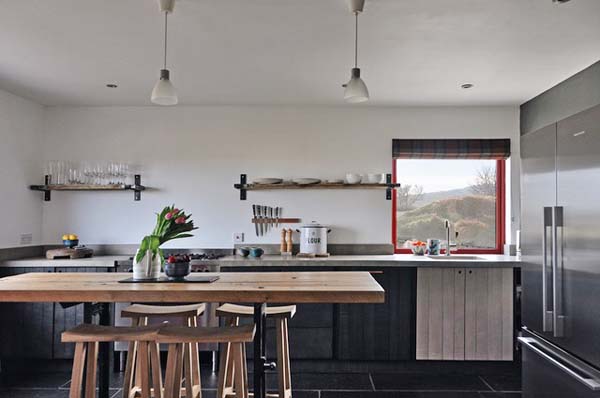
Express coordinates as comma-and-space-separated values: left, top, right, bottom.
252, 218, 301, 224
234, 174, 400, 200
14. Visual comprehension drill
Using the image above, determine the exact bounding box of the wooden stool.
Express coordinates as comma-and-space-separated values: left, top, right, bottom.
216, 304, 296, 398
121, 303, 206, 398
156, 325, 255, 398
62, 324, 162, 398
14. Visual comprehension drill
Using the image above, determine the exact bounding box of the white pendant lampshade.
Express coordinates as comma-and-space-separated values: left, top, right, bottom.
151, 69, 178, 105
344, 67, 369, 103
151, 0, 178, 106
343, 1, 369, 103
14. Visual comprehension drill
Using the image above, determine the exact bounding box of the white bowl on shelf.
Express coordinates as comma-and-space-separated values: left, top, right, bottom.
345, 173, 362, 184
366, 173, 384, 184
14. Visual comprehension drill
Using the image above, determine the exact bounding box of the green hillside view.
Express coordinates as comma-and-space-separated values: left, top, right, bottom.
397, 195, 496, 249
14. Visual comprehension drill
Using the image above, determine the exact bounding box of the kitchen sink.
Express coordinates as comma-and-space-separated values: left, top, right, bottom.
427, 255, 485, 261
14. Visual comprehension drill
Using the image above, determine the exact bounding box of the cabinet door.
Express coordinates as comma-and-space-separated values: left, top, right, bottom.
336, 268, 416, 360
465, 268, 514, 360
416, 268, 465, 360
0, 267, 54, 359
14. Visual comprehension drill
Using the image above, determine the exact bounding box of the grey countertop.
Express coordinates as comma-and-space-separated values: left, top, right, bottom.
0, 255, 129, 268
213, 254, 520, 268
0, 254, 520, 268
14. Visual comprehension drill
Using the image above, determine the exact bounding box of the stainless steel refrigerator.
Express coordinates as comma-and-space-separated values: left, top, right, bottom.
521, 103, 600, 397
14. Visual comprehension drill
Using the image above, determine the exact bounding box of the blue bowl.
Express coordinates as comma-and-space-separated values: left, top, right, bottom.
249, 247, 264, 258
164, 262, 191, 281
63, 239, 79, 248
237, 247, 251, 257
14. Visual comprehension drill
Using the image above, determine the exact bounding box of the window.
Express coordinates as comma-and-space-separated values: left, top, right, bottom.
391, 139, 508, 254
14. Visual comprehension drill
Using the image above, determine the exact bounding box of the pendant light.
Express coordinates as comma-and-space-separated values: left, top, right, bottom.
343, 0, 369, 103
151, 0, 178, 106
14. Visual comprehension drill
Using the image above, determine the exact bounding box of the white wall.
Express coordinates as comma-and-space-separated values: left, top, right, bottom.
41, 105, 520, 248
0, 89, 45, 248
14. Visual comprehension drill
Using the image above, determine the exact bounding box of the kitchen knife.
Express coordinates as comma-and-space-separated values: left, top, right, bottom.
275, 207, 279, 228
263, 205, 269, 234
252, 205, 259, 237
269, 207, 273, 230
257, 206, 263, 236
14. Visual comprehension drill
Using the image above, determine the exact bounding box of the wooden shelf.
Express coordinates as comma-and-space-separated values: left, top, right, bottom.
241, 183, 395, 191
30, 175, 146, 201
234, 174, 400, 200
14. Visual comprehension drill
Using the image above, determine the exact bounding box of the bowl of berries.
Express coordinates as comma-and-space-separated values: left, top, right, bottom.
165, 254, 191, 281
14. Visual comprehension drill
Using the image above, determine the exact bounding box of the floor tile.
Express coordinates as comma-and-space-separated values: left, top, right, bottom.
479, 373, 521, 392
371, 373, 491, 391
248, 372, 372, 391
322, 391, 482, 398
0, 372, 71, 389
0, 389, 70, 398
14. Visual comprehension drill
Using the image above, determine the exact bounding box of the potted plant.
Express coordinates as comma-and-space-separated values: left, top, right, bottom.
133, 205, 197, 280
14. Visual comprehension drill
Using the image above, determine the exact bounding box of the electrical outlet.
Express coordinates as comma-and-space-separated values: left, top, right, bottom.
20, 233, 33, 245
233, 233, 244, 243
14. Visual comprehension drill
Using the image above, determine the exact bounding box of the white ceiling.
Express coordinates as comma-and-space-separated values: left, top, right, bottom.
0, 0, 599, 107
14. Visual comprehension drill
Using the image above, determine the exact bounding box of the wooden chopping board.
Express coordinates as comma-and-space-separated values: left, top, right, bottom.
46, 247, 94, 260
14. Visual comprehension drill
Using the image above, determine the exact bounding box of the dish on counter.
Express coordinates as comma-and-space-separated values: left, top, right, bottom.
253, 178, 283, 185
293, 178, 321, 185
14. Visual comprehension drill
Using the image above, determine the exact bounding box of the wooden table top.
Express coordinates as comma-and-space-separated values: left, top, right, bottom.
0, 272, 385, 304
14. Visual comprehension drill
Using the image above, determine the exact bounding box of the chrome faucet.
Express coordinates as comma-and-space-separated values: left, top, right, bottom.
444, 219, 452, 256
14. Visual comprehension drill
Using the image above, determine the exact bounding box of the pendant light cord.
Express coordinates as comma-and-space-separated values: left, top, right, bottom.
354, 12, 358, 68
163, 11, 168, 70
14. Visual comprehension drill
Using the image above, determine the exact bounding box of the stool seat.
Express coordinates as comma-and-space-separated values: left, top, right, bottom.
61, 324, 160, 343
157, 325, 255, 344
121, 303, 206, 319
216, 303, 296, 319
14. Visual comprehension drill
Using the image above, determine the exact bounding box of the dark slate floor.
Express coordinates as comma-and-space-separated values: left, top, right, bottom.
0, 360, 522, 398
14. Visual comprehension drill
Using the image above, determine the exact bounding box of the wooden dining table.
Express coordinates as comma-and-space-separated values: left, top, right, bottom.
0, 271, 385, 398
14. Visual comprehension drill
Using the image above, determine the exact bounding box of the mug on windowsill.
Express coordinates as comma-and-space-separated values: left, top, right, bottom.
427, 239, 441, 255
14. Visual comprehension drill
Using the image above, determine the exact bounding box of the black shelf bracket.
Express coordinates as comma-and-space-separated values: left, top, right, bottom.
132, 174, 144, 201
234, 174, 248, 200
386, 173, 393, 200
43, 175, 51, 201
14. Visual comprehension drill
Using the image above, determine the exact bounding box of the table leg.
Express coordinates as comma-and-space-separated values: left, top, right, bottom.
253, 303, 267, 398
84, 302, 112, 398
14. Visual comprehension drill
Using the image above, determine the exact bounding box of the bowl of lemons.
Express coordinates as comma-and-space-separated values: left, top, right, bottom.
62, 234, 79, 248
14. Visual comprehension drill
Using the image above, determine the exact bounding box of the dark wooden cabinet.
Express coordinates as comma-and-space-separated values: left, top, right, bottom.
0, 267, 54, 359
225, 266, 417, 361
335, 268, 416, 360
0, 266, 110, 360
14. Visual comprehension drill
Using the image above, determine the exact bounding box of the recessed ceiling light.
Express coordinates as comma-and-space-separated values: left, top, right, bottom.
461, 83, 474, 89
106, 83, 118, 88
553, 0, 571, 3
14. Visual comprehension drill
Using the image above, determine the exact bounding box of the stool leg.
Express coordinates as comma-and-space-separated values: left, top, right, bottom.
165, 343, 184, 398
280, 318, 292, 398
70, 342, 87, 398
217, 317, 238, 398
188, 316, 201, 397
137, 341, 152, 398
183, 343, 194, 398
124, 317, 146, 398
149, 342, 163, 398
231, 343, 247, 398
85, 342, 99, 398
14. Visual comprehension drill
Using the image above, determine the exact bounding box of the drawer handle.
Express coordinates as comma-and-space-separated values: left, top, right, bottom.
519, 337, 600, 391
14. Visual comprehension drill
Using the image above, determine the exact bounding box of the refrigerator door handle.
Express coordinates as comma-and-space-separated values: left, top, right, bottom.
543, 207, 553, 332
519, 337, 600, 390
553, 206, 565, 338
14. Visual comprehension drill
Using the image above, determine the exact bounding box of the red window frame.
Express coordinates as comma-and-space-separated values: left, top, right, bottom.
392, 159, 506, 254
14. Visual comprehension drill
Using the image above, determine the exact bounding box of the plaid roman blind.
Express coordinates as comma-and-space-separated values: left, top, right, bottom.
392, 139, 511, 159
